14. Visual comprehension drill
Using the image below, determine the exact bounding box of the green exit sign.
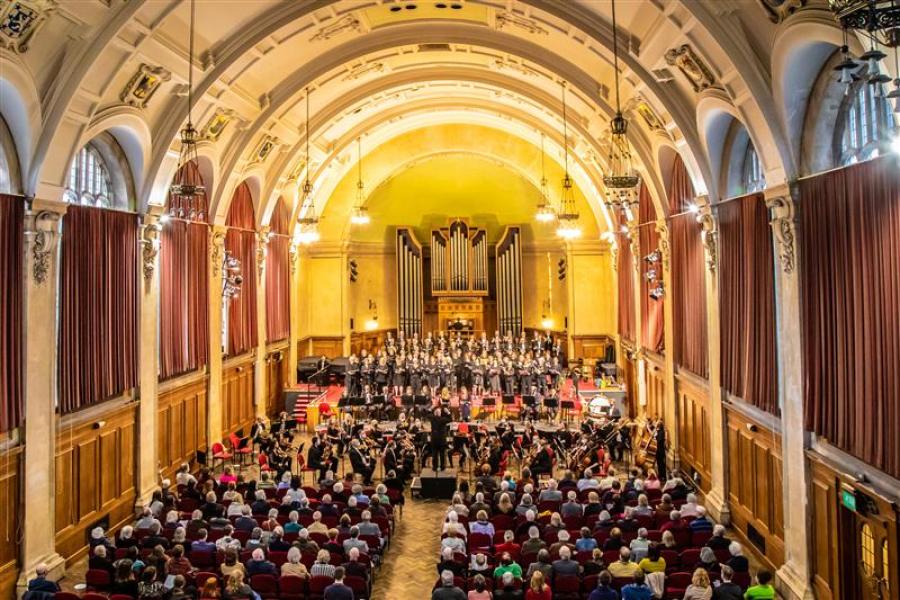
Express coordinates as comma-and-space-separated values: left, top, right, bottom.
842, 489, 857, 512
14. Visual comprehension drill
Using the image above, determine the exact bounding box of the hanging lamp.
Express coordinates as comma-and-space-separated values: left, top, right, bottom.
350, 136, 370, 225
556, 81, 582, 240
168, 0, 204, 220
536, 133, 556, 223
296, 86, 320, 244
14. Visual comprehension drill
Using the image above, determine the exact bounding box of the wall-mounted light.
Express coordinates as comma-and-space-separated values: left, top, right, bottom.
365, 299, 378, 330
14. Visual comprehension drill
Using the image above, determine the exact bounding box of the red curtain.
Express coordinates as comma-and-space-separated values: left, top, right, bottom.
225, 182, 257, 356
266, 197, 291, 343
617, 214, 635, 343
800, 157, 900, 478
669, 155, 708, 378
59, 206, 138, 414
639, 184, 665, 353
0, 195, 23, 432
159, 160, 209, 380
718, 193, 778, 415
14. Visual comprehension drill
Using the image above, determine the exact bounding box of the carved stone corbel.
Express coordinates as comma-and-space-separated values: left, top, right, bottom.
25, 210, 60, 285
289, 243, 299, 275
210, 227, 226, 277
627, 223, 641, 271
256, 228, 270, 279
696, 198, 718, 274
766, 194, 797, 274
139, 221, 162, 286
654, 219, 670, 271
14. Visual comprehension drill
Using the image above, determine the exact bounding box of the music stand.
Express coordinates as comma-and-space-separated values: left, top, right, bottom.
372, 395, 387, 419
560, 399, 575, 423
414, 395, 430, 417
480, 396, 496, 421
501, 394, 515, 419
401, 395, 414, 410
543, 395, 559, 421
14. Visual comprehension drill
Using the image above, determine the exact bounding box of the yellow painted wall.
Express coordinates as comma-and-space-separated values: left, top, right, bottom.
348, 251, 398, 332
301, 254, 345, 336
521, 249, 569, 331
569, 248, 615, 335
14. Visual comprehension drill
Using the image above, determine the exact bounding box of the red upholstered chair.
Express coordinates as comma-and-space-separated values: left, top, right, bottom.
553, 574, 581, 600
85, 568, 111, 590
279, 575, 307, 600
691, 530, 712, 546
194, 571, 219, 588
296, 454, 317, 484
612, 577, 633, 590
581, 574, 599, 593
679, 548, 701, 567
110, 595, 135, 600
257, 452, 272, 473
344, 574, 369, 599
308, 575, 335, 600
468, 532, 492, 552
53, 594, 81, 600
211, 442, 233, 470
83, 593, 109, 600
664, 571, 693, 598
250, 574, 280, 599
229, 432, 253, 465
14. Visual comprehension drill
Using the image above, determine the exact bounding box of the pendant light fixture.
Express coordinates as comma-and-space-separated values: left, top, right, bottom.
536, 133, 556, 223
350, 136, 370, 225
168, 0, 204, 220
602, 0, 641, 213
296, 86, 320, 245
555, 81, 582, 240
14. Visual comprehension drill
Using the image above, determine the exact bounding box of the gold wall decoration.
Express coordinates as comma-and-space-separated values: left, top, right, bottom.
757, 0, 805, 23
210, 228, 226, 277
310, 14, 362, 42
495, 11, 548, 35
664, 44, 716, 93
252, 135, 278, 163
203, 108, 235, 142
140, 222, 161, 287
0, 0, 54, 53
120, 63, 171, 109
342, 62, 385, 81
766, 194, 796, 274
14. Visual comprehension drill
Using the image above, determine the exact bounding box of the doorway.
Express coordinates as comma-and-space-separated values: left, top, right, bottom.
840, 503, 892, 600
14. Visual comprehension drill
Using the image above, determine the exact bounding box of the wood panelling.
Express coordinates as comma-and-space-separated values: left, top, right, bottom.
298, 336, 344, 359
157, 375, 209, 481
350, 329, 395, 356
222, 356, 255, 436
725, 407, 784, 569
0, 445, 21, 600
265, 346, 289, 418
572, 335, 614, 361
810, 457, 839, 600
676, 376, 711, 492
55, 403, 136, 562
644, 359, 666, 421
621, 355, 638, 418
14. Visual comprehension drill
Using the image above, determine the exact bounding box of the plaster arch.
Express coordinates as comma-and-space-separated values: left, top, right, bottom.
217, 168, 265, 226
0, 53, 40, 188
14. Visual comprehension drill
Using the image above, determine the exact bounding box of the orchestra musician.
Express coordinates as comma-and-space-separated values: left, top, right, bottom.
348, 438, 375, 484
528, 439, 554, 478
307, 435, 338, 482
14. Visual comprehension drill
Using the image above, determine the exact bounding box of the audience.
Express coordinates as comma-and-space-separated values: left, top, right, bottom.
467, 574, 491, 600
713, 565, 744, 600
432, 569, 467, 600
494, 572, 524, 600
683, 567, 713, 600
587, 571, 618, 600
324, 566, 355, 600
525, 571, 551, 600
620, 570, 653, 600
744, 570, 776, 600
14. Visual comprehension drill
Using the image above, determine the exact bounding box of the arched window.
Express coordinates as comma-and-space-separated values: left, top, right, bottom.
836, 81, 895, 166
0, 115, 21, 194
64, 132, 135, 210
861, 523, 876, 575
742, 144, 766, 194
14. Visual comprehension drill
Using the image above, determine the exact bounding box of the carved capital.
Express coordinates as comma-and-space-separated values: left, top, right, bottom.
210, 227, 227, 278
766, 194, 797, 274
256, 228, 270, 279
697, 211, 718, 274
654, 219, 670, 271
289, 243, 299, 275
139, 221, 162, 287
24, 210, 60, 285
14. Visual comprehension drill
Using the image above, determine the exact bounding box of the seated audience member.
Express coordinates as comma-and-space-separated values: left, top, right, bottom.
494, 571, 524, 600
261, 509, 280, 532
268, 527, 292, 551
245, 527, 265, 551
201, 492, 224, 521
223, 571, 253, 600
187, 510, 208, 533
215, 525, 241, 552
440, 528, 466, 557
246, 547, 277, 576
443, 511, 467, 538
166, 545, 193, 577
727, 542, 749, 572
660, 530, 678, 550
526, 549, 553, 581
551, 546, 580, 577
620, 571, 654, 600
578, 468, 600, 491
587, 571, 619, 600
146, 545, 169, 576
310, 549, 337, 578
432, 569, 467, 600
469, 553, 491, 574
343, 547, 369, 580
468, 574, 491, 600
219, 549, 246, 579
284, 510, 303, 533
516, 510, 542, 538
712, 566, 744, 600
448, 493, 470, 517
437, 546, 466, 577
234, 505, 257, 531
171, 526, 188, 549
136, 507, 160, 530
582, 548, 607, 576
470, 492, 491, 517
546, 512, 565, 533
169, 575, 191, 600
324, 566, 355, 600
282, 547, 310, 578
308, 511, 329, 534
608, 548, 641, 579
690, 507, 714, 534
683, 568, 713, 600
89, 545, 114, 574
744, 570, 776, 600
525, 571, 551, 600
117, 525, 138, 549
344, 526, 369, 555
538, 479, 563, 503
27, 564, 59, 594
659, 510, 686, 534
632, 494, 653, 517
111, 559, 139, 597
696, 547, 720, 574
470, 510, 495, 538
549, 530, 576, 557
142, 522, 169, 550
495, 530, 522, 561
583, 493, 603, 517
515, 494, 535, 516
137, 566, 166, 599
521, 526, 546, 556
654, 495, 673, 520
295, 528, 320, 554
706, 525, 732, 550
493, 552, 523, 580
496, 492, 515, 516
323, 529, 344, 555
602, 527, 625, 551
576, 526, 599, 552
176, 463, 197, 487
199, 576, 221, 599
638, 545, 666, 574
561, 491, 583, 518
629, 528, 650, 561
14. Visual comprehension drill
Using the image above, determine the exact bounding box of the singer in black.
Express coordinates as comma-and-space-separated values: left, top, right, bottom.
429, 406, 452, 472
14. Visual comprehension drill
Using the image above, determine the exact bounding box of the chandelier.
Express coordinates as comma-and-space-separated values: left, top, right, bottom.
296, 86, 320, 244
350, 136, 370, 225
602, 0, 641, 213
556, 81, 582, 240
829, 1, 900, 48
536, 133, 556, 223
168, 0, 204, 219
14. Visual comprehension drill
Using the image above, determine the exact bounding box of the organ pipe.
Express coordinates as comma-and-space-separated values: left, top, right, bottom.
495, 227, 522, 335
396, 228, 423, 336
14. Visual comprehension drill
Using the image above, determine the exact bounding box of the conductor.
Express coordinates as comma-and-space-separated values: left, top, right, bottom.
429, 405, 452, 472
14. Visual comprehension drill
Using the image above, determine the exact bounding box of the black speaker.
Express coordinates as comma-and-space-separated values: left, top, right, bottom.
419, 469, 458, 499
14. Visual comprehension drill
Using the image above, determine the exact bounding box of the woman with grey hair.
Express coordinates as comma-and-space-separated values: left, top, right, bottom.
281, 547, 309, 578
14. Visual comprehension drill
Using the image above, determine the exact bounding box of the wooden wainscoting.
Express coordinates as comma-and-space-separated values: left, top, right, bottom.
572, 335, 614, 361
809, 457, 840, 600
644, 357, 666, 421
350, 329, 396, 356
55, 403, 136, 563
298, 336, 344, 359
676, 375, 711, 493
725, 406, 784, 569
222, 355, 255, 436
157, 373, 209, 481
265, 345, 289, 418
0, 444, 21, 599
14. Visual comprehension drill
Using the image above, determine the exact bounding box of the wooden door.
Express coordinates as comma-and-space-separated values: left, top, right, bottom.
841, 505, 893, 600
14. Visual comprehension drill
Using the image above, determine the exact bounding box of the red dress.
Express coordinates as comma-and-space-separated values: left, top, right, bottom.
525, 585, 552, 600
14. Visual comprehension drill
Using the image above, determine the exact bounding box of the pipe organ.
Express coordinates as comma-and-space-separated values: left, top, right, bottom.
496, 226, 523, 335
396, 228, 424, 336
432, 220, 489, 296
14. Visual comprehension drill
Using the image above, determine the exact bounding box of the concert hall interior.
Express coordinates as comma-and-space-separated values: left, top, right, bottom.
1, 1, 899, 599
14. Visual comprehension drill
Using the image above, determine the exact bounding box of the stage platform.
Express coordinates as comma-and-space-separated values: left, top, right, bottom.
412, 467, 459, 500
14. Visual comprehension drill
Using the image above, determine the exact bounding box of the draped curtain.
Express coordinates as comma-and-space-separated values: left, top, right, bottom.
616, 214, 635, 343
0, 195, 23, 432
639, 184, 665, 353
718, 193, 778, 415
59, 205, 138, 414
225, 182, 257, 356
159, 160, 209, 380
800, 156, 900, 478
669, 155, 708, 378
266, 197, 291, 343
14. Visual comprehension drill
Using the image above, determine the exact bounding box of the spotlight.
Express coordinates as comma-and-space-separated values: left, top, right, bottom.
649, 284, 664, 300
687, 203, 700, 214
644, 268, 657, 281
643, 250, 660, 264
159, 214, 171, 224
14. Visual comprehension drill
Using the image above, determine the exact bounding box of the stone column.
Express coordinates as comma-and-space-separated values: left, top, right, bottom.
627, 224, 644, 410
767, 184, 815, 600
565, 243, 576, 360
287, 243, 300, 386
696, 197, 730, 524
135, 213, 162, 506
17, 201, 67, 591
656, 219, 679, 472
207, 226, 226, 445
254, 229, 269, 419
